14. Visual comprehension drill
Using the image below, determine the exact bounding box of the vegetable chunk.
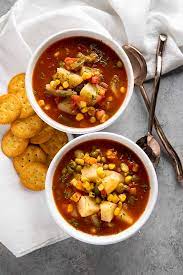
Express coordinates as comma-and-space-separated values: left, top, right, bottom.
81, 164, 98, 182
80, 83, 97, 104
102, 171, 124, 194
57, 67, 83, 88
100, 201, 117, 222
77, 196, 100, 217
120, 209, 133, 225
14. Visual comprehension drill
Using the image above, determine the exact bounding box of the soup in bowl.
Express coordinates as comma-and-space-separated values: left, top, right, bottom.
26, 29, 134, 134
46, 133, 158, 244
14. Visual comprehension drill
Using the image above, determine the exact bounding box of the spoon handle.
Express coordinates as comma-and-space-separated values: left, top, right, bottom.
139, 84, 183, 183
148, 34, 167, 133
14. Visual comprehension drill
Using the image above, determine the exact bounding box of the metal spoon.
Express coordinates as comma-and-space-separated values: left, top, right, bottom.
136, 34, 167, 166
123, 43, 183, 183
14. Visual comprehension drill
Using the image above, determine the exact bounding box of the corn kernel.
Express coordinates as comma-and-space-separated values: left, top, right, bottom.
100, 114, 109, 123
98, 184, 104, 191
79, 101, 87, 108
114, 207, 121, 216
44, 104, 51, 110
118, 201, 122, 208
107, 194, 113, 202
119, 194, 126, 202
82, 72, 92, 80
112, 194, 119, 203
70, 178, 78, 187
96, 178, 102, 185
108, 163, 116, 170
116, 182, 125, 193
76, 113, 84, 121
88, 107, 95, 116
50, 80, 56, 89
81, 107, 88, 113
55, 79, 60, 85
59, 85, 63, 90
82, 181, 91, 191
120, 86, 126, 93
97, 167, 106, 178
70, 192, 81, 204
103, 164, 109, 170
75, 158, 84, 166
81, 176, 88, 182
63, 81, 69, 88
97, 155, 101, 162
67, 204, 74, 212
120, 163, 129, 173
38, 99, 45, 107
90, 116, 96, 123
125, 175, 132, 184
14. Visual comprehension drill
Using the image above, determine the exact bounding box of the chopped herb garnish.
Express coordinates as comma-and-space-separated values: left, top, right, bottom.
63, 189, 73, 199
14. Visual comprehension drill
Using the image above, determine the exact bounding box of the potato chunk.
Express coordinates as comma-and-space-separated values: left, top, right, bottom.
57, 67, 83, 88
80, 83, 97, 103
81, 164, 98, 182
100, 201, 117, 222
102, 171, 124, 194
77, 196, 100, 217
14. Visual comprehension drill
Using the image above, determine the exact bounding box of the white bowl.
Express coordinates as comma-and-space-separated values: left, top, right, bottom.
45, 132, 158, 245
26, 29, 134, 134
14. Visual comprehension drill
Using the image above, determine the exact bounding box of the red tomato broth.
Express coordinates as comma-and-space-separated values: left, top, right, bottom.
53, 140, 150, 236
33, 37, 127, 128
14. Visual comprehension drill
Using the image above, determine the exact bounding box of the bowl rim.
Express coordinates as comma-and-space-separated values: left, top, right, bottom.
25, 28, 134, 134
45, 132, 158, 245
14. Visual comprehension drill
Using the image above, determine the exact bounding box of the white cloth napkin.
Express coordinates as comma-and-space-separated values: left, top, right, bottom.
0, 0, 183, 257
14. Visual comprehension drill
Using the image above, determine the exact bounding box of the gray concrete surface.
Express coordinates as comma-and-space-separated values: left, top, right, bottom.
0, 1, 183, 274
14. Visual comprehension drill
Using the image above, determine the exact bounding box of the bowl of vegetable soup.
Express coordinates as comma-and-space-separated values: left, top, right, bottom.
26, 29, 134, 134
45, 132, 158, 245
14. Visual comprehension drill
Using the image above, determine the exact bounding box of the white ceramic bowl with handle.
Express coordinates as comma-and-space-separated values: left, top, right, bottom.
45, 132, 158, 245
26, 29, 134, 134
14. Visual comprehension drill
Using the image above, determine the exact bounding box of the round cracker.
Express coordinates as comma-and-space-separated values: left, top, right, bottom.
20, 162, 47, 191
46, 154, 53, 166
8, 73, 25, 94
30, 124, 55, 144
0, 94, 21, 124
16, 89, 35, 119
1, 130, 29, 157
11, 114, 44, 139
40, 131, 68, 157
13, 145, 47, 174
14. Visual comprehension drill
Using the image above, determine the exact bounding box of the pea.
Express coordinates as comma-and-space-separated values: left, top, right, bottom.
69, 160, 76, 169
67, 167, 74, 174
76, 165, 82, 172
90, 151, 98, 158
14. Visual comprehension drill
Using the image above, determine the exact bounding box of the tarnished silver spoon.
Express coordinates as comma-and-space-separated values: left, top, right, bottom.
123, 40, 183, 183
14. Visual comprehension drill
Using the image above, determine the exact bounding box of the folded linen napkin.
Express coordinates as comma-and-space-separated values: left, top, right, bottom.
0, 0, 183, 257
